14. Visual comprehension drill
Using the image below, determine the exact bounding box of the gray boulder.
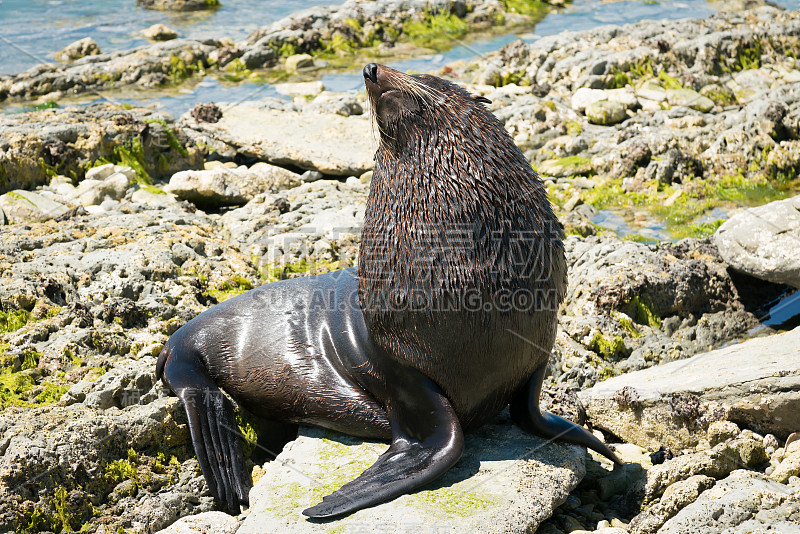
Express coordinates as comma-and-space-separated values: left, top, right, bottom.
55, 37, 102, 63
138, 0, 220, 11
586, 100, 627, 125
665, 88, 714, 113
165, 169, 247, 207
155, 511, 239, 534
142, 24, 179, 41
580, 326, 800, 450
714, 195, 800, 289
73, 169, 133, 207
239, 416, 585, 533
0, 190, 70, 223
657, 470, 797, 533
629, 475, 715, 534
130, 186, 180, 208
165, 163, 302, 207
303, 92, 364, 117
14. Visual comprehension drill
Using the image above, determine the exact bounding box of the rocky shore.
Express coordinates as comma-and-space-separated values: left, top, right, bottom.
1, 4, 799, 534
0, 0, 554, 103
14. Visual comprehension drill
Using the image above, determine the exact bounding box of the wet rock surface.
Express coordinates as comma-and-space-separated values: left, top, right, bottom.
138, 0, 221, 11
0, 39, 218, 102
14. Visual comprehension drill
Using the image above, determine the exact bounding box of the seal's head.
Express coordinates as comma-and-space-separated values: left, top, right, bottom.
363, 62, 491, 150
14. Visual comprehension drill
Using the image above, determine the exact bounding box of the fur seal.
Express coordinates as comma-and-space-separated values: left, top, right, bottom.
156, 63, 621, 519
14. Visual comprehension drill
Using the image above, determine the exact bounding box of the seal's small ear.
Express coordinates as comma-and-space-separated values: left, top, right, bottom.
472, 94, 492, 104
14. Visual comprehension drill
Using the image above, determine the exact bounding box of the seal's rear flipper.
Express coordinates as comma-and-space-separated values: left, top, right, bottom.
303, 373, 464, 519
511, 364, 622, 465
158, 344, 251, 513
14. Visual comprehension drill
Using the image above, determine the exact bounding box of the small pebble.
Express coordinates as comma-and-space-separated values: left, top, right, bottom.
576, 503, 595, 517
763, 434, 779, 450
588, 511, 605, 522
561, 515, 587, 531
695, 438, 710, 451
563, 495, 581, 510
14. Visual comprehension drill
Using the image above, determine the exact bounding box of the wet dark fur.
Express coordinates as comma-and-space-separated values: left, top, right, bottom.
359, 67, 567, 429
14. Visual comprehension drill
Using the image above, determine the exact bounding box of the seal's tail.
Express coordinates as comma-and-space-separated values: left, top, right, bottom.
155, 343, 170, 384
157, 338, 251, 512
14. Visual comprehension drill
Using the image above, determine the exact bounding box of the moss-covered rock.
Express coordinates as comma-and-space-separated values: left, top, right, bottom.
585, 100, 627, 125
0, 104, 203, 194
239, 415, 585, 533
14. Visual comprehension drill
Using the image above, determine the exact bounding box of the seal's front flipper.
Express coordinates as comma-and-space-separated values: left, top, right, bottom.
303, 372, 464, 519
511, 364, 622, 465
158, 346, 250, 513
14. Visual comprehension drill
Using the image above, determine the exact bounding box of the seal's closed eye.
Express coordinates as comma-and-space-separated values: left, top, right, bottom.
472, 94, 492, 104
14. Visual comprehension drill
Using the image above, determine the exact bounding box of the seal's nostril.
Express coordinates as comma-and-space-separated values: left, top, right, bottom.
363, 63, 378, 84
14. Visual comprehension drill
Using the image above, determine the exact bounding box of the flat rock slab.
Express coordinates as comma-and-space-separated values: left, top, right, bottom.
0, 189, 70, 223
155, 511, 239, 534
239, 414, 585, 534
714, 195, 800, 289
185, 103, 375, 176
657, 470, 798, 533
580, 327, 800, 450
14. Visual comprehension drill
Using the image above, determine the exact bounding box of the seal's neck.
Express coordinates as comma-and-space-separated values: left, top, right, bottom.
358, 106, 564, 320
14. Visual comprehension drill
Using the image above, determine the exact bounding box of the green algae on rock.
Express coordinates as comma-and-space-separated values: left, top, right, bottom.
0, 104, 203, 194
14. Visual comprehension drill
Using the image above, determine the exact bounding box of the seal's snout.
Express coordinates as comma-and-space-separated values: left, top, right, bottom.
364, 63, 379, 84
